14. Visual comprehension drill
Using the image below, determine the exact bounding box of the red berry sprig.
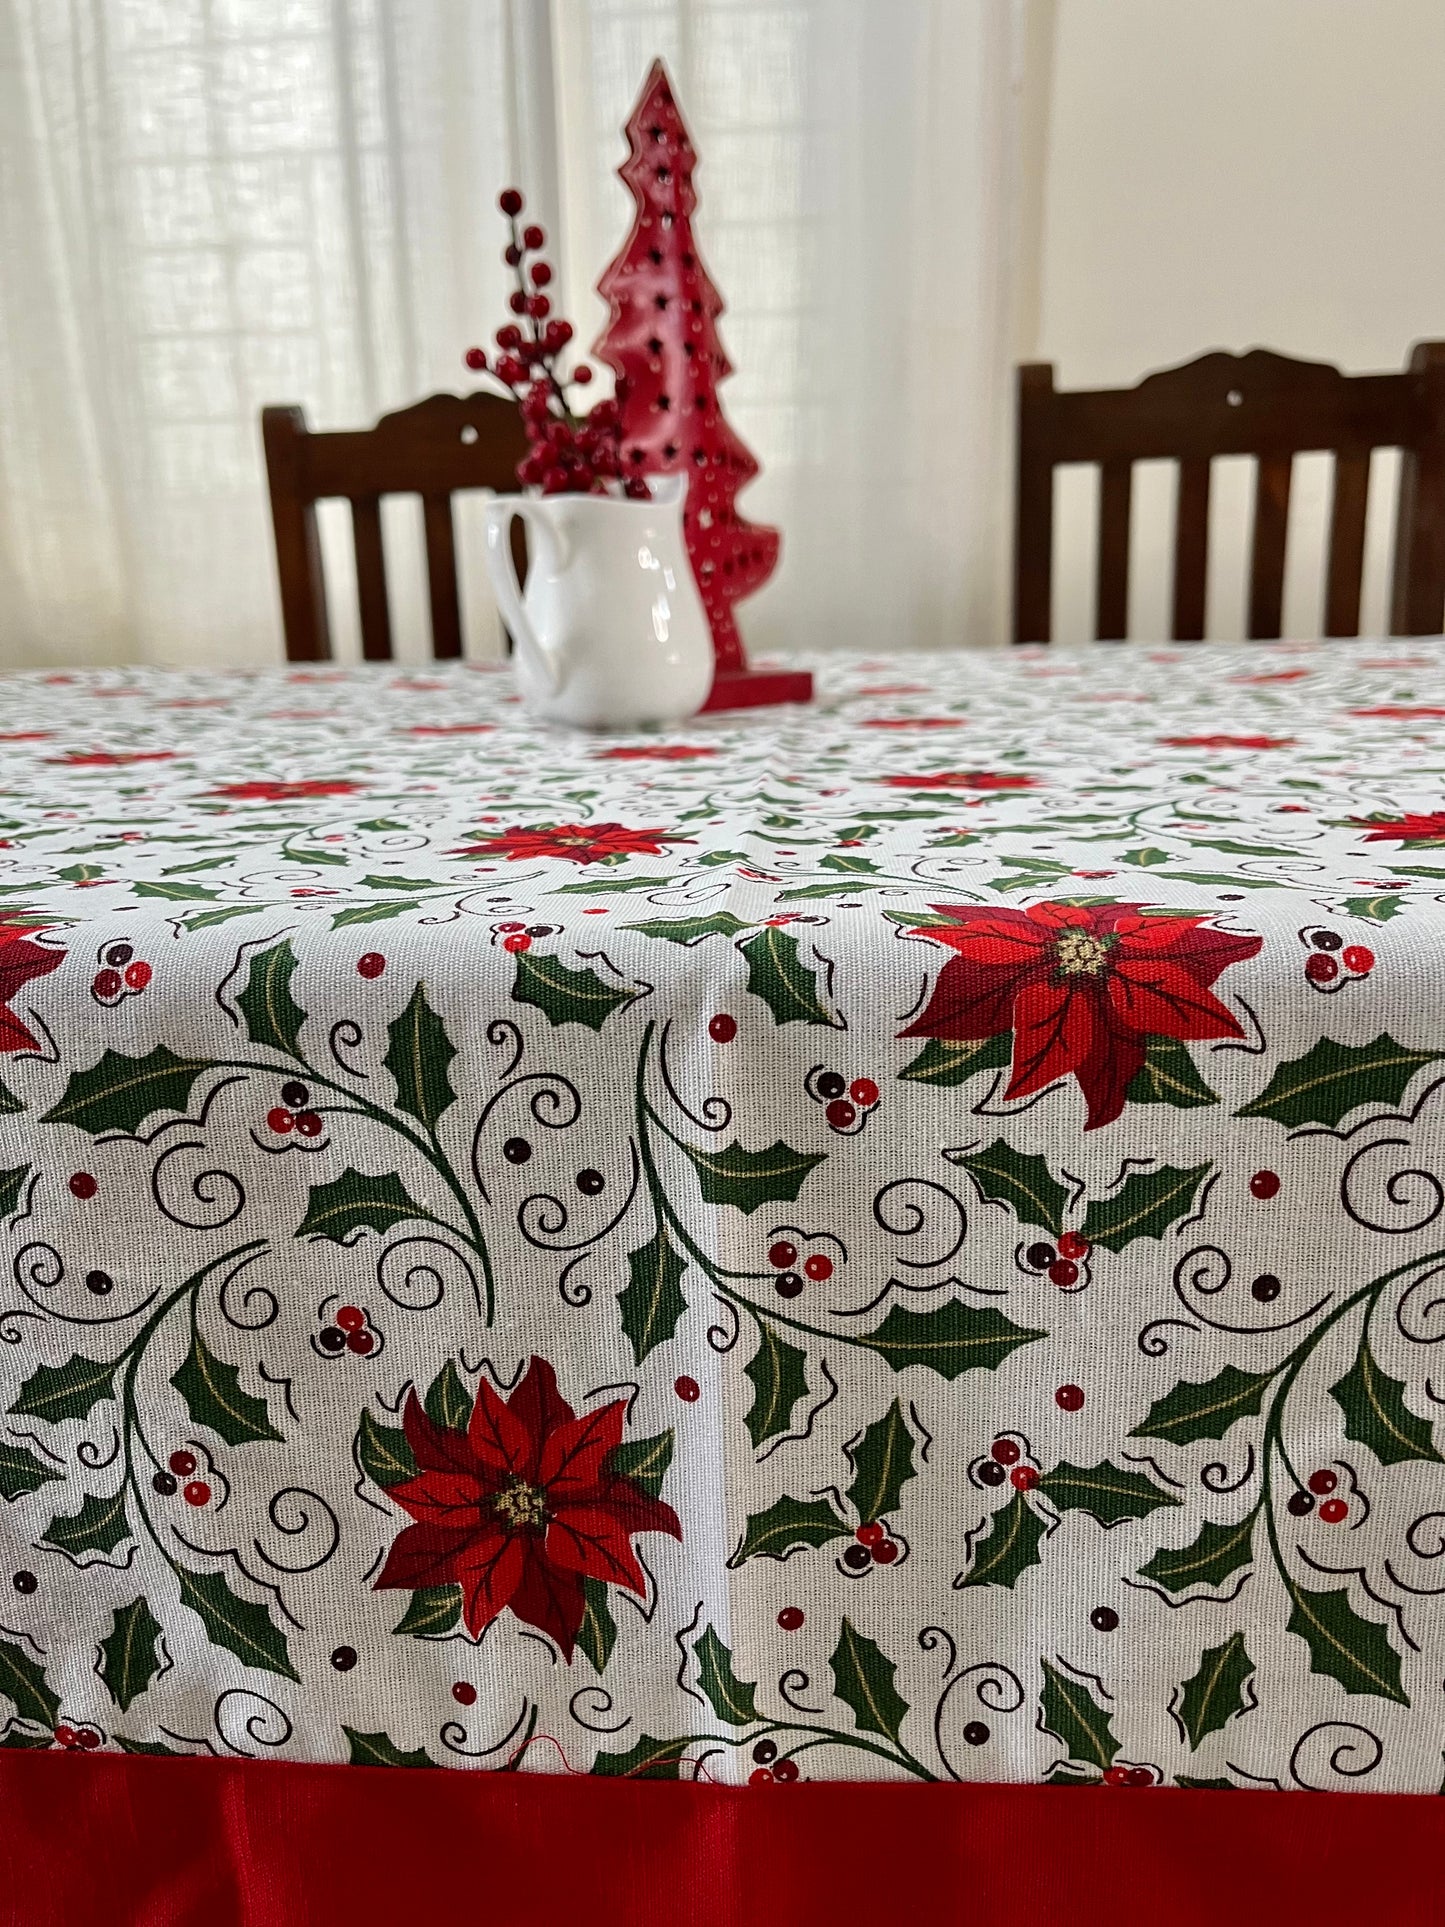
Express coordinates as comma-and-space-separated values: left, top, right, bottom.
464, 188, 642, 500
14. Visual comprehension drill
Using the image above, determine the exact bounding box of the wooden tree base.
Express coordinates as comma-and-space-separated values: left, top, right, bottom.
701, 666, 814, 713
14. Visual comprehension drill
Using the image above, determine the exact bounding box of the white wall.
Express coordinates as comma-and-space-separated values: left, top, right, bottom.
1026, 0, 1445, 643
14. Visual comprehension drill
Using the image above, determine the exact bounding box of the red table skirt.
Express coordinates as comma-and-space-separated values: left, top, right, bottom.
2, 1756, 1442, 1926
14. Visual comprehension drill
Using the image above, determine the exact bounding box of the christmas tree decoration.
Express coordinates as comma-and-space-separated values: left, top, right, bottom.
594, 60, 810, 712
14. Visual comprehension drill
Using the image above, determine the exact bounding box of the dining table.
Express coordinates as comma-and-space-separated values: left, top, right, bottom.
4, 635, 1445, 1920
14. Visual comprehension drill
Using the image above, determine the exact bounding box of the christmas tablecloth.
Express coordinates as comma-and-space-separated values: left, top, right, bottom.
3, 639, 1445, 1804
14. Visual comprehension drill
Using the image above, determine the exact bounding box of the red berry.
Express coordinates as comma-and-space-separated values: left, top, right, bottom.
1305, 952, 1338, 983
1010, 1465, 1040, 1491
530, 260, 552, 285
825, 1099, 856, 1129
499, 188, 523, 216
768, 1241, 798, 1270
69, 1173, 97, 1200
749, 1767, 774, 1786
574, 364, 594, 385
497, 324, 522, 351
1250, 1169, 1281, 1200
803, 1253, 833, 1282
357, 952, 386, 978
452, 1680, 477, 1705
503, 933, 532, 953
708, 1013, 737, 1043
92, 968, 121, 998
772, 1758, 799, 1783
336, 1305, 365, 1332
1049, 1259, 1079, 1288
777, 1607, 804, 1631
77, 1728, 101, 1751
1104, 1766, 1131, 1786
992, 1438, 1021, 1465
522, 223, 545, 249
54, 1725, 75, 1748
849, 1077, 880, 1107
1057, 1231, 1089, 1260
1126, 1768, 1152, 1787
169, 1450, 196, 1477
857, 1521, 885, 1545
1320, 1498, 1349, 1523
183, 1480, 210, 1507
267, 1107, 294, 1133
507, 291, 528, 315
294, 1111, 323, 1137
464, 346, 488, 371
674, 1376, 700, 1403
1055, 1384, 1085, 1412
872, 1540, 899, 1565
123, 960, 151, 990
1343, 945, 1375, 974
1308, 1468, 1338, 1496
346, 1329, 375, 1356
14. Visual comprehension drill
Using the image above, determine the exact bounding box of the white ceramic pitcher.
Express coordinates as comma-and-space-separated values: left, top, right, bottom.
483, 474, 713, 729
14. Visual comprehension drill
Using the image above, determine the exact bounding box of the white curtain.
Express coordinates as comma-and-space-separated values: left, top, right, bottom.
0, 0, 1021, 670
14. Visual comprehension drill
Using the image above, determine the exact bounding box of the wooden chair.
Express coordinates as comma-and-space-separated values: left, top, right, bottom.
1013, 342, 1445, 643
262, 391, 529, 661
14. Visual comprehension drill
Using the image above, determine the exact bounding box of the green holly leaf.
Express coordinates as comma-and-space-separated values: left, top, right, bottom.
297, 1167, 431, 1244
856, 1298, 1045, 1380
0, 1164, 30, 1219
1040, 1660, 1119, 1770
0, 1726, 58, 1749
0, 1440, 64, 1502
0, 1638, 59, 1729
552, 874, 683, 894
618, 1224, 688, 1363
171, 1329, 281, 1447
1138, 1512, 1258, 1594
1126, 1036, 1218, 1109
133, 879, 220, 901
512, 951, 636, 1031
42, 1046, 216, 1137
776, 881, 885, 901
1121, 845, 1173, 868
423, 1359, 471, 1434
592, 1733, 691, 1779
728, 1493, 850, 1565
609, 1429, 675, 1501
743, 1323, 809, 1449
0, 1073, 23, 1115
1036, 1459, 1180, 1527
625, 911, 752, 944
679, 1137, 826, 1215
845, 1400, 916, 1523
358, 874, 441, 892
357, 1410, 416, 1490
1174, 1774, 1237, 1789
235, 939, 307, 1057
383, 984, 457, 1133
1081, 1162, 1212, 1251
1178, 1632, 1254, 1749
174, 1565, 299, 1681
738, 927, 838, 1027
957, 1491, 1048, 1590
99, 1597, 164, 1712
946, 1138, 1068, 1237
179, 906, 266, 932
1283, 1580, 1407, 1705
694, 1625, 759, 1726
830, 1619, 907, 1745
116, 1734, 191, 1756
1130, 1365, 1276, 1446
1342, 895, 1406, 923
392, 1585, 462, 1638
1329, 1333, 1442, 1466
1045, 1764, 1101, 1787
39, 1489, 130, 1562
343, 1727, 435, 1768
9, 1352, 115, 1426
330, 901, 414, 927
820, 853, 880, 874
576, 1579, 616, 1673
898, 1033, 1012, 1087
1238, 1033, 1444, 1128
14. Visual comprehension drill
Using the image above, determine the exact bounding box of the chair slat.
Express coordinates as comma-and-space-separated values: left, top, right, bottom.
1324, 451, 1370, 637
1171, 459, 1210, 641
1014, 365, 1055, 643
351, 497, 392, 661
1248, 454, 1292, 639
422, 493, 463, 659
1095, 460, 1132, 641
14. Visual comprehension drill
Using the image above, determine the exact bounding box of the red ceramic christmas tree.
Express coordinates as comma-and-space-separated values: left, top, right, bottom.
594, 60, 810, 712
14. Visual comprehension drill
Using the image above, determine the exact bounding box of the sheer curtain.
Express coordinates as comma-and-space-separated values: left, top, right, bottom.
0, 0, 1022, 670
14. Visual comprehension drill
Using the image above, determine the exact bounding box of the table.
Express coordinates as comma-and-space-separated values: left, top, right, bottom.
2, 639, 1445, 1807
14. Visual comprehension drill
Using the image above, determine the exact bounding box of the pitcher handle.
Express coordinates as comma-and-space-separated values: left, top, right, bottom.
484, 500, 563, 694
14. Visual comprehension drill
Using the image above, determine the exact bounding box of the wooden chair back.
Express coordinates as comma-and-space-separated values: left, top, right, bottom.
1014, 342, 1445, 643
262, 392, 529, 661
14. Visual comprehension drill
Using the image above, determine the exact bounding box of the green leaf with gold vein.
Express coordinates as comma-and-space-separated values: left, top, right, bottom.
679, 1137, 826, 1215
356, 1410, 416, 1490
1130, 1365, 1276, 1446
592, 1733, 691, 1779
1082, 1162, 1212, 1251
947, 1138, 1067, 1236
855, 1298, 1045, 1380
1036, 1459, 1180, 1527
625, 911, 751, 944
577, 1579, 616, 1673
42, 1046, 216, 1137
297, 1167, 431, 1244
609, 1429, 675, 1500
0, 1440, 64, 1503
899, 1033, 1011, 1087
171, 1329, 281, 1446
1343, 895, 1406, 923
728, 1493, 850, 1565
619, 1225, 688, 1363
424, 1359, 471, 1434
1138, 1512, 1258, 1594
343, 1727, 435, 1768
694, 1625, 759, 1726
39, 1489, 130, 1562
99, 1597, 164, 1712
330, 901, 414, 927
235, 940, 307, 1056
9, 1352, 115, 1426
738, 927, 838, 1027
384, 984, 457, 1132
1040, 1660, 1119, 1771
1178, 1632, 1254, 1748
845, 1400, 915, 1523
743, 1322, 809, 1449
957, 1492, 1047, 1590
0, 1638, 58, 1729
830, 1619, 907, 1745
174, 1565, 298, 1681
1283, 1579, 1407, 1705
1238, 1033, 1444, 1128
1126, 1036, 1218, 1109
393, 1585, 461, 1638
512, 951, 636, 1031
1330, 1332, 1443, 1466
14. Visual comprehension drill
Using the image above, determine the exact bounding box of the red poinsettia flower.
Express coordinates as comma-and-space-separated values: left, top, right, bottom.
0, 924, 64, 1054
1158, 735, 1296, 750
902, 900, 1262, 1129
375, 1358, 681, 1657
1353, 811, 1445, 846
47, 750, 175, 767
207, 780, 360, 801
594, 745, 717, 760
880, 771, 1038, 791
1349, 705, 1445, 720
453, 822, 689, 865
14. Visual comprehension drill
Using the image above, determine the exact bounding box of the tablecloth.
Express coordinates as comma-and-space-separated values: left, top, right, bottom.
2, 639, 1445, 1802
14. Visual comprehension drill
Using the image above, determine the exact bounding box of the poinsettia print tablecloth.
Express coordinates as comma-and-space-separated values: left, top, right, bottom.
5, 640, 1445, 1797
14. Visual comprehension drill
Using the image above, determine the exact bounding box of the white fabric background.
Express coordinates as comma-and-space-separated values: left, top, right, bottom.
0, 0, 1021, 671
